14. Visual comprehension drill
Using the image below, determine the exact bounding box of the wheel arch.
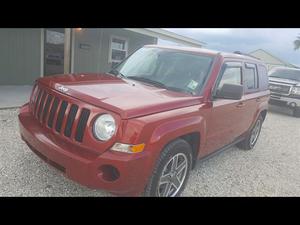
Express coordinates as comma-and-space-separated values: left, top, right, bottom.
178, 132, 200, 169
260, 109, 267, 121
148, 115, 206, 170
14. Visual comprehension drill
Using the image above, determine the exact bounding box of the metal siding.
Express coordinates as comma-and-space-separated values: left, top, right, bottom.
73, 28, 157, 74
73, 28, 101, 73
0, 28, 41, 85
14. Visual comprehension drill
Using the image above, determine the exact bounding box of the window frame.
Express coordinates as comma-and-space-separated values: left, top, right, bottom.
108, 35, 129, 63
212, 61, 243, 99
243, 62, 259, 94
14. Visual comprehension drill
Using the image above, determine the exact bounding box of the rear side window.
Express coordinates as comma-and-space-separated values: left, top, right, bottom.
257, 64, 269, 91
244, 63, 258, 91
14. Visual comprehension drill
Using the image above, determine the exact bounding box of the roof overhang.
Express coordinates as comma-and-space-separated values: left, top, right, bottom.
124, 28, 205, 48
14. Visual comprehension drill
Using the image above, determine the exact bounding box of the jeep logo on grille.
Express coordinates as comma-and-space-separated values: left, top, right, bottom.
56, 85, 69, 93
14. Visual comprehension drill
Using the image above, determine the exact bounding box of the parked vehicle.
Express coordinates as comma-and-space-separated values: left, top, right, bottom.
268, 67, 300, 117
18, 45, 270, 197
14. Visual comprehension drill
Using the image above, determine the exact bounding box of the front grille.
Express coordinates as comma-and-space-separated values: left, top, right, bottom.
75, 108, 90, 142
48, 97, 59, 128
269, 98, 287, 107
269, 83, 292, 95
55, 100, 68, 132
31, 85, 90, 143
64, 104, 79, 137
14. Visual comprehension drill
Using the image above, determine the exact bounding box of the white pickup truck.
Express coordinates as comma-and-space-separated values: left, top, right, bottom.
268, 67, 300, 117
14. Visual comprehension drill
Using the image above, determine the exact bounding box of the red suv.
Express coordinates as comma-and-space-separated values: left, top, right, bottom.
19, 45, 270, 196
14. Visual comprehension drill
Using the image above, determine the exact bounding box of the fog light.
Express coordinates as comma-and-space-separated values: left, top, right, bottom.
98, 165, 120, 182
290, 102, 296, 107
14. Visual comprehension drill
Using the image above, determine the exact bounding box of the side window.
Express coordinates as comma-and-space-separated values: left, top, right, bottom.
244, 63, 258, 91
257, 64, 269, 91
217, 66, 242, 90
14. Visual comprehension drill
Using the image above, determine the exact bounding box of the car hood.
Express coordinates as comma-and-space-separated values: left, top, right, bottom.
38, 73, 203, 119
269, 77, 300, 86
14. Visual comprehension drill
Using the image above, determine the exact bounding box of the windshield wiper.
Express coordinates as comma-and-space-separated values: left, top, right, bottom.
108, 68, 125, 78
127, 76, 194, 95
126, 76, 167, 88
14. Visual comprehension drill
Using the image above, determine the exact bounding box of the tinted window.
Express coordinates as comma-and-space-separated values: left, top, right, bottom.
218, 67, 242, 90
244, 63, 258, 90
269, 68, 300, 82
258, 64, 269, 91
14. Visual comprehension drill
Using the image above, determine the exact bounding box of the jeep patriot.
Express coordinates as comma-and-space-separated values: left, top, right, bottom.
18, 45, 270, 196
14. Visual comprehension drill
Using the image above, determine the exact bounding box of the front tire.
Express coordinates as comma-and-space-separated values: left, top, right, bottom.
144, 139, 192, 197
237, 114, 263, 150
293, 107, 300, 118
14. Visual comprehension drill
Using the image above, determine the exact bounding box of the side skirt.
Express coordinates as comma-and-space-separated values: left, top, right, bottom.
193, 135, 245, 169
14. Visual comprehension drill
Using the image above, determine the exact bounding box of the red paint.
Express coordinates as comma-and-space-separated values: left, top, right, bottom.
18, 46, 270, 196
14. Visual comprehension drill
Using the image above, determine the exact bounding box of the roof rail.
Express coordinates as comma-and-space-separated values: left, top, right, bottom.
233, 51, 260, 60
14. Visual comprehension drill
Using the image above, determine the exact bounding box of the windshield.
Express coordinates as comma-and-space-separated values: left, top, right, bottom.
109, 47, 214, 95
269, 68, 300, 82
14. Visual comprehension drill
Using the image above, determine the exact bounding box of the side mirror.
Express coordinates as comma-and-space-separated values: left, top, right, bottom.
215, 83, 243, 100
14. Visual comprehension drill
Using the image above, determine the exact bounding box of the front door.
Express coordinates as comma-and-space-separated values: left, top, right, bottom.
44, 28, 65, 76
204, 61, 245, 155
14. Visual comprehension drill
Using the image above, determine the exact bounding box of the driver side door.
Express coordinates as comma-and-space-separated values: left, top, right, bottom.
204, 61, 245, 155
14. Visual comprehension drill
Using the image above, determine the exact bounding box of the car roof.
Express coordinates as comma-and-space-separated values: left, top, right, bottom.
270, 66, 300, 71
144, 45, 263, 63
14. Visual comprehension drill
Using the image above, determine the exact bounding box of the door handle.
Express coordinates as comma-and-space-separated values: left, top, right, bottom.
236, 102, 245, 108
256, 98, 261, 102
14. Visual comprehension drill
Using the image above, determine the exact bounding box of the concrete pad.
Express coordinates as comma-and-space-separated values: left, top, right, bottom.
0, 86, 32, 109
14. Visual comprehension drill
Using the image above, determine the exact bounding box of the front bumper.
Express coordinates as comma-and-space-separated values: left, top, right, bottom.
18, 104, 153, 196
269, 94, 300, 108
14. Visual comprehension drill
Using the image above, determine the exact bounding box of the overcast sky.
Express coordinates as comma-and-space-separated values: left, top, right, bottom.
158, 28, 300, 66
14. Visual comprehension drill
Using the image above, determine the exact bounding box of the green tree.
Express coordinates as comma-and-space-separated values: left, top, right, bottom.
294, 35, 300, 50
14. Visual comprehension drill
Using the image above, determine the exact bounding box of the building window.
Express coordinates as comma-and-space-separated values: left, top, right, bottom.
109, 36, 128, 65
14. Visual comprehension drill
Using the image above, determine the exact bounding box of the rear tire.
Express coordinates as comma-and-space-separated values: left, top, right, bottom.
237, 114, 263, 150
144, 139, 192, 197
293, 107, 300, 118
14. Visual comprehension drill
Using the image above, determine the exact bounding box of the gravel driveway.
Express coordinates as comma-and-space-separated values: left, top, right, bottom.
0, 105, 300, 196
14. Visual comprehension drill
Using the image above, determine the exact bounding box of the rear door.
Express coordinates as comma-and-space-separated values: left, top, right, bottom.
237, 62, 261, 134
204, 61, 245, 154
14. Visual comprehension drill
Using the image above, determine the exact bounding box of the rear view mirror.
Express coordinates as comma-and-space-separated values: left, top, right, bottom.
215, 83, 243, 100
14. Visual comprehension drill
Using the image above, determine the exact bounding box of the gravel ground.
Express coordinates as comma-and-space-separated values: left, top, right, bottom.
0, 105, 300, 197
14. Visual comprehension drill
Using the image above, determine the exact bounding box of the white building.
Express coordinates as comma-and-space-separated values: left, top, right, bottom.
249, 49, 299, 71
0, 28, 204, 85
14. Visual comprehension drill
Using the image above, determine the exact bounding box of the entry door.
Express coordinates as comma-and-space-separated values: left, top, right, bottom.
44, 28, 65, 76
204, 62, 245, 154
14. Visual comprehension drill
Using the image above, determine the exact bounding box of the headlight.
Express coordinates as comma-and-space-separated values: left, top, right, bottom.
291, 86, 300, 95
93, 114, 116, 141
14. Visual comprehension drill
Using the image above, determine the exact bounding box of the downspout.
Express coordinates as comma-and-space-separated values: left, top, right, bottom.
40, 28, 44, 77
98, 28, 104, 72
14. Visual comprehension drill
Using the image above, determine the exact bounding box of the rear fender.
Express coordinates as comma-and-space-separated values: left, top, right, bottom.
250, 96, 269, 130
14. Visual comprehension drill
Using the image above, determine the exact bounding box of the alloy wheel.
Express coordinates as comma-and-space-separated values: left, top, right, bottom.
157, 153, 188, 197
250, 119, 261, 147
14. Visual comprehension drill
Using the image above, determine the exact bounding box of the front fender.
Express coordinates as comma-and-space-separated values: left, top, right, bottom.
149, 115, 206, 152
118, 105, 209, 188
